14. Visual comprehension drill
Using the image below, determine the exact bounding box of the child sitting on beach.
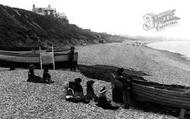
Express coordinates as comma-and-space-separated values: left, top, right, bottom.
43, 68, 53, 84
85, 80, 98, 101
73, 78, 84, 98
96, 87, 119, 110
27, 64, 35, 82
65, 78, 90, 103
27, 64, 43, 83
65, 81, 76, 101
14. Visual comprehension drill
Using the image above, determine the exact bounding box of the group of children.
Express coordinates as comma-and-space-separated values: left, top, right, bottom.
64, 67, 133, 110
26, 64, 132, 110
27, 64, 53, 84
65, 78, 119, 110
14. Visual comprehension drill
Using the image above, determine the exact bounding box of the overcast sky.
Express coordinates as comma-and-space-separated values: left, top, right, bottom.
1, 0, 190, 40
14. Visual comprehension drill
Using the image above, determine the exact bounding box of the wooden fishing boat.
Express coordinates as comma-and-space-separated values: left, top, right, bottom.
132, 79, 190, 109
0, 48, 78, 68
76, 64, 190, 118
131, 79, 190, 118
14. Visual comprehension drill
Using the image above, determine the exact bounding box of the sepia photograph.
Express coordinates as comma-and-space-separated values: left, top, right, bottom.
0, 0, 190, 119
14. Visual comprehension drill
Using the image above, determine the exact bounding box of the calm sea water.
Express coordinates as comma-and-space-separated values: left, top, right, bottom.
147, 41, 190, 59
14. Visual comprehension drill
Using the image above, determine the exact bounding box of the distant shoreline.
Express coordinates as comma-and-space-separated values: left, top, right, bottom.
145, 41, 190, 72
146, 40, 190, 60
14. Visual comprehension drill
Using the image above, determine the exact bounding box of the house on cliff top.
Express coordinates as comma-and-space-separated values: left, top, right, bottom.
32, 4, 57, 16
32, 4, 67, 19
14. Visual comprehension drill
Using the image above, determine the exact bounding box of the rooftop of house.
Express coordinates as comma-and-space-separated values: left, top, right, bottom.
33, 4, 55, 11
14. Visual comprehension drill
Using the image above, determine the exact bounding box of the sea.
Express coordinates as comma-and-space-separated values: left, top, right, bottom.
147, 40, 190, 60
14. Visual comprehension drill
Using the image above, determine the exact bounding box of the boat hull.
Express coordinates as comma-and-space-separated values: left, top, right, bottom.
132, 80, 190, 110
0, 50, 78, 68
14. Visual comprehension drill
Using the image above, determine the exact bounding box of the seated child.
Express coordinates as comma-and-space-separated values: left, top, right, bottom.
85, 80, 98, 101
73, 78, 84, 98
65, 80, 90, 103
65, 81, 75, 101
96, 87, 119, 110
27, 64, 35, 82
27, 64, 43, 83
43, 68, 53, 84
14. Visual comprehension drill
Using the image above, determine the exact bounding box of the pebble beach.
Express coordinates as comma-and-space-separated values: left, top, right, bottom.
1, 39, 190, 119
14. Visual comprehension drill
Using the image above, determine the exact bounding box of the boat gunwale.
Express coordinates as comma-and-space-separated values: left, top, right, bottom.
132, 79, 190, 91
132, 80, 190, 109
0, 52, 78, 57
133, 83, 190, 102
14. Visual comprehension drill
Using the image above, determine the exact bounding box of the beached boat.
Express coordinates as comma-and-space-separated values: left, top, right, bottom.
0, 48, 78, 68
76, 64, 189, 118
131, 79, 190, 118
132, 79, 190, 109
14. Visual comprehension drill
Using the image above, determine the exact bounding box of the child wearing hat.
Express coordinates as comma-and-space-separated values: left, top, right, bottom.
96, 87, 119, 110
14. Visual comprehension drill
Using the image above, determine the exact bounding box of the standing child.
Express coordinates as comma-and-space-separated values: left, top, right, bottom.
111, 68, 133, 109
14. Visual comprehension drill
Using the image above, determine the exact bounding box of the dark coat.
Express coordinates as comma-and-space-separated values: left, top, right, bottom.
28, 69, 35, 79
85, 84, 98, 100
73, 83, 83, 92
43, 72, 51, 82
73, 83, 84, 97
96, 96, 119, 110
112, 75, 132, 103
